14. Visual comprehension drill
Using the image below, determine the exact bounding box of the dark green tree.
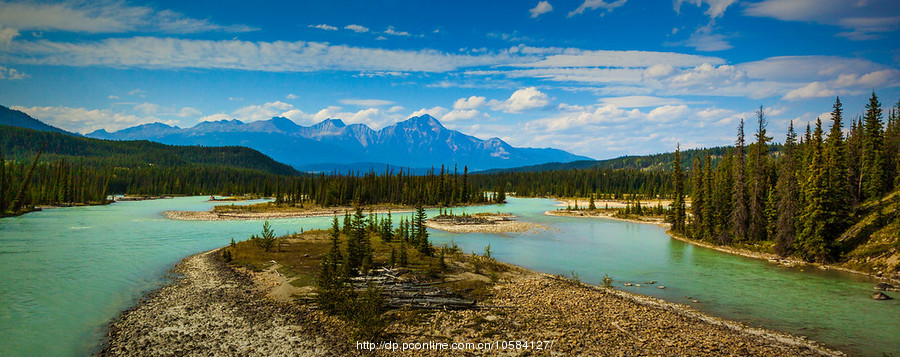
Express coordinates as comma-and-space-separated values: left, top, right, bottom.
774, 121, 799, 256
731, 119, 749, 242
797, 118, 830, 262
668, 143, 686, 234
748, 107, 772, 242
861, 91, 886, 200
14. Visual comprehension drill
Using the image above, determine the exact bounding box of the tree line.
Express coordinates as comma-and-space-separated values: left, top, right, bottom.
667, 93, 899, 262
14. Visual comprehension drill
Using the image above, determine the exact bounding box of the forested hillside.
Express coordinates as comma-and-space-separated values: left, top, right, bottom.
0, 125, 298, 216
0, 126, 492, 217
663, 94, 900, 267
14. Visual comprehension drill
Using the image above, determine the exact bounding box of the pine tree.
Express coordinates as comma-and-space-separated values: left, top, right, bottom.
343, 211, 352, 235
669, 143, 686, 234
690, 157, 704, 238
731, 119, 749, 242
748, 107, 772, 242
496, 184, 506, 204
822, 97, 851, 240
330, 216, 343, 264
774, 121, 799, 256
346, 207, 366, 271
861, 91, 886, 200
884, 99, 900, 190
713, 150, 734, 244
702, 152, 714, 240
381, 211, 394, 242
846, 117, 864, 206
413, 204, 432, 255
588, 194, 596, 210
797, 118, 830, 262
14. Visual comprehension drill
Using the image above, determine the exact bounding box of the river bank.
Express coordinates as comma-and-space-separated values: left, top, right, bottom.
101, 245, 841, 356
162, 207, 416, 221
100, 249, 350, 356
547, 204, 900, 286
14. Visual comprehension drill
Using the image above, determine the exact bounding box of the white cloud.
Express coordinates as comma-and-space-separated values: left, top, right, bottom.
11, 105, 177, 133
643, 64, 676, 79
744, 0, 899, 40
530, 1, 553, 18
344, 24, 369, 33
134, 102, 159, 115
409, 106, 448, 118
517, 103, 747, 158
674, 0, 736, 20
568, 0, 627, 17
107, 95, 119, 99
441, 109, 486, 122
681, 30, 732, 51
384, 26, 411, 36
339, 99, 396, 106
198, 113, 230, 123
2, 37, 521, 73
599, 96, 685, 108
662, 63, 746, 90
286, 93, 298, 99
232, 101, 295, 122
490, 87, 551, 113
0, 26, 19, 44
509, 48, 724, 68
0, 65, 27, 80
177, 107, 201, 118
387, 105, 405, 113
308, 24, 338, 31
453, 96, 487, 110
783, 82, 840, 101
0, 1, 256, 35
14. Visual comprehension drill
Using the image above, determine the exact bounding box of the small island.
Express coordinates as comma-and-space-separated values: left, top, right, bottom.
163, 201, 419, 221
425, 211, 550, 233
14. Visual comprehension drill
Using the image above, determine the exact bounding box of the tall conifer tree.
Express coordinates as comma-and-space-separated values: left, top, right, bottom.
861, 92, 886, 200
774, 121, 799, 256
749, 107, 772, 242
731, 119, 749, 242
669, 144, 686, 234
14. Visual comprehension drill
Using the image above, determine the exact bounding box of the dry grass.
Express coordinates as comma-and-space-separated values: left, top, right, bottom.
223, 225, 514, 301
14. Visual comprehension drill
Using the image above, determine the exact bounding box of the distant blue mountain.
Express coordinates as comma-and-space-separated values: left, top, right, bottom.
88, 115, 591, 171
0, 105, 74, 135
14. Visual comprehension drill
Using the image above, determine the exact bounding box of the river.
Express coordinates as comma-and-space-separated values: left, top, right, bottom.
0, 196, 897, 356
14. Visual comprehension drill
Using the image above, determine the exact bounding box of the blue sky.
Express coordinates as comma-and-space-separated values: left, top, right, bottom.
1, 0, 899, 159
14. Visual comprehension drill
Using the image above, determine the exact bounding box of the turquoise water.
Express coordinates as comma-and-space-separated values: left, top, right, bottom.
0, 197, 898, 356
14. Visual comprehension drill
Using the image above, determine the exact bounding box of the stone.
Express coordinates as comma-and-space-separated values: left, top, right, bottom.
874, 282, 895, 291
872, 292, 893, 300
658, 286, 665, 289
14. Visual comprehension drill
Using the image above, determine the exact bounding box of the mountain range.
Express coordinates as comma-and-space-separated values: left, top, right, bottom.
0, 106, 73, 135
86, 115, 591, 171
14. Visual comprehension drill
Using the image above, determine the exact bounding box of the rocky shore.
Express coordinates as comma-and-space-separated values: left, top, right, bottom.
100, 250, 350, 356
102, 248, 843, 356
382, 274, 840, 356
